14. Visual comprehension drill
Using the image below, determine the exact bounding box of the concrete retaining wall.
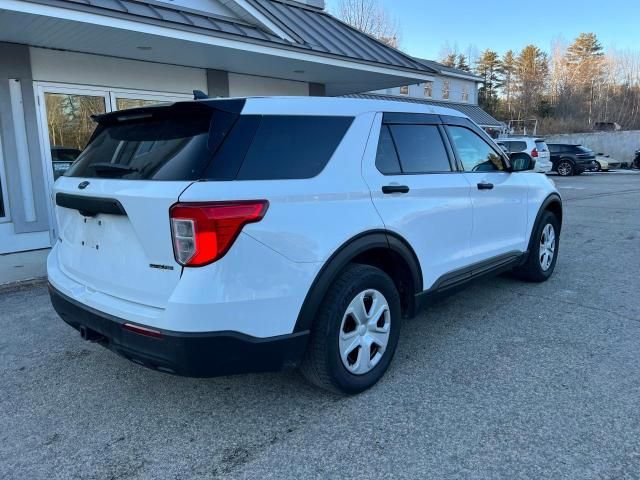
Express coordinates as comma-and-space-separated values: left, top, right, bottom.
545, 130, 640, 163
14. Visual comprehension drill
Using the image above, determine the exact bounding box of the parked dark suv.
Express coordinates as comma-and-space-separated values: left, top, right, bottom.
547, 144, 597, 176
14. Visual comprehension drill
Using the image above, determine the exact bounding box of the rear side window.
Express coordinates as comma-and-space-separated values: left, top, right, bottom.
375, 126, 401, 174
505, 141, 527, 152
236, 116, 353, 180
66, 112, 214, 180
389, 125, 451, 173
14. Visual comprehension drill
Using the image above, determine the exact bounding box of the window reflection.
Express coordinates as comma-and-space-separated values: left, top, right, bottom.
45, 93, 106, 179
448, 126, 504, 172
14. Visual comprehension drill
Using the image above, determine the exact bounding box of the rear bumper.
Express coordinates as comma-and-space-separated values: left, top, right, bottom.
49, 283, 309, 378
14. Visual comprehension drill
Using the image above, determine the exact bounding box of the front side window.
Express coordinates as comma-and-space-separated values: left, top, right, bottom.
447, 126, 505, 172
442, 81, 450, 100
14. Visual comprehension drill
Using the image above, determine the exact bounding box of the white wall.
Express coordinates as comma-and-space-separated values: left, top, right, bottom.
229, 73, 309, 97
30, 48, 207, 94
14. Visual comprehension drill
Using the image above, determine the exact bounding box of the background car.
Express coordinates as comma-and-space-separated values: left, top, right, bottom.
594, 154, 610, 172
596, 153, 623, 170
51, 146, 81, 179
497, 137, 552, 173
547, 143, 598, 176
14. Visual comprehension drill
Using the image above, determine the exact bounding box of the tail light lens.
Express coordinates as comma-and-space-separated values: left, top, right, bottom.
531, 148, 539, 158
170, 201, 269, 267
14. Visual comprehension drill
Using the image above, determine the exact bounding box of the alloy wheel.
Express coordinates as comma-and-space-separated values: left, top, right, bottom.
539, 224, 556, 271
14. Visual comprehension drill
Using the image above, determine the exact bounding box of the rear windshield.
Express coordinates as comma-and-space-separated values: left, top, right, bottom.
65, 110, 353, 181
535, 141, 548, 152
66, 112, 214, 180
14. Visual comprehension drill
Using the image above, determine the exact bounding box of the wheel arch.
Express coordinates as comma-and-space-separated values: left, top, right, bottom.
293, 230, 423, 333
531, 194, 563, 243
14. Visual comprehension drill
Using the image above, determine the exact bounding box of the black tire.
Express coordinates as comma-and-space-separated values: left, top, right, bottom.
300, 264, 401, 394
594, 163, 601, 172
513, 211, 560, 282
557, 159, 574, 176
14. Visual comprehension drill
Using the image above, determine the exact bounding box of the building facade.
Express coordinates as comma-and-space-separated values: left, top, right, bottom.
0, 0, 435, 276
361, 58, 503, 133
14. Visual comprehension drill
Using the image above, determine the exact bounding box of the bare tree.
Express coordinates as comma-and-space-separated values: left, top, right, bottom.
334, 0, 400, 47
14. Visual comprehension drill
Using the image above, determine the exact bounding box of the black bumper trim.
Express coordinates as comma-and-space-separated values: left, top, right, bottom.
49, 283, 309, 378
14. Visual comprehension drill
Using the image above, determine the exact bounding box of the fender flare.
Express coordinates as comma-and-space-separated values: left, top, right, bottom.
293, 230, 422, 333
527, 193, 563, 253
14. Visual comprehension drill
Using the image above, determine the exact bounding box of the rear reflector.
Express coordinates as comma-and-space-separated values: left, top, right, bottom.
123, 323, 163, 339
169, 201, 269, 267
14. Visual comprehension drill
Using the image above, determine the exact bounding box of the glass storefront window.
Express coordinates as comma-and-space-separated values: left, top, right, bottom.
116, 98, 163, 111
45, 93, 106, 179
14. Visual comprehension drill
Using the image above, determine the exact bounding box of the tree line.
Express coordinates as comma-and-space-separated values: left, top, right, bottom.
443, 34, 640, 134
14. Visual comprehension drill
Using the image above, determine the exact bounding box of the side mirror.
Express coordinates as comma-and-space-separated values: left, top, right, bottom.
509, 152, 536, 172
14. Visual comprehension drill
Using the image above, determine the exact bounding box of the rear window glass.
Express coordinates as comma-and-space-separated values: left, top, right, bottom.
235, 116, 353, 180
535, 141, 548, 152
505, 141, 527, 152
389, 124, 451, 173
65, 113, 214, 180
375, 125, 401, 174
577, 146, 593, 154
66, 111, 353, 181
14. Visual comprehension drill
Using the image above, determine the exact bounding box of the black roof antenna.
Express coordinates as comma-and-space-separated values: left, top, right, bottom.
193, 90, 208, 100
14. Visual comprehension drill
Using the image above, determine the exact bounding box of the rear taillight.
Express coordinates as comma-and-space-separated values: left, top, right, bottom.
531, 148, 539, 158
170, 201, 269, 267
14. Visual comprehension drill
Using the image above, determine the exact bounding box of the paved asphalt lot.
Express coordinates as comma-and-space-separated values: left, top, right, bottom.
1, 172, 639, 479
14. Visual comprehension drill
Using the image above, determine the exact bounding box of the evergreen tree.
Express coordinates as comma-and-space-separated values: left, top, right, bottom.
565, 33, 605, 124
498, 50, 517, 116
442, 53, 457, 68
515, 45, 549, 117
456, 54, 470, 72
475, 49, 501, 115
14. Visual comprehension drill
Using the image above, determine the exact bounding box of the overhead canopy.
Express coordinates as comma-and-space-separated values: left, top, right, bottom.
0, 0, 436, 95
345, 93, 503, 128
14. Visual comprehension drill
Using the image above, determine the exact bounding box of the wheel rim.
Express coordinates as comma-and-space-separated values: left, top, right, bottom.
339, 289, 391, 376
539, 224, 556, 271
558, 162, 571, 176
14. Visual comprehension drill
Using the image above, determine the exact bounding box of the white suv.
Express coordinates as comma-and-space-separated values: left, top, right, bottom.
48, 97, 562, 394
497, 136, 552, 173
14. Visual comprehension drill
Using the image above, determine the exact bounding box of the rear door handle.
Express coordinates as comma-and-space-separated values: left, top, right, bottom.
382, 185, 410, 194
477, 182, 494, 190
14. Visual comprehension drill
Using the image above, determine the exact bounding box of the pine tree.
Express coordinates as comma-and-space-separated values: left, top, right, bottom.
442, 53, 457, 68
515, 45, 549, 117
456, 54, 470, 72
475, 49, 501, 115
499, 50, 517, 116
565, 33, 605, 124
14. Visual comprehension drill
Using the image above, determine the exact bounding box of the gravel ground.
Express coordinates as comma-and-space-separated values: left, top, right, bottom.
1, 172, 639, 479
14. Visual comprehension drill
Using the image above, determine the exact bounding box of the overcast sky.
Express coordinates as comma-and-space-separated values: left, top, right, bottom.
325, 0, 639, 61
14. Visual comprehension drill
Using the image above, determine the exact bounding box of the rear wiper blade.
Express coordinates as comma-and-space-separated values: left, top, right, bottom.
89, 163, 139, 177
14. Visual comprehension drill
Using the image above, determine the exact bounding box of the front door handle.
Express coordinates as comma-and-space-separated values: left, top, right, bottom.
477, 182, 494, 190
382, 185, 410, 194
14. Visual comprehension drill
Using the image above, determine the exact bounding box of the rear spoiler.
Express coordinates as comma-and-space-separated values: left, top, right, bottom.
91, 99, 246, 125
